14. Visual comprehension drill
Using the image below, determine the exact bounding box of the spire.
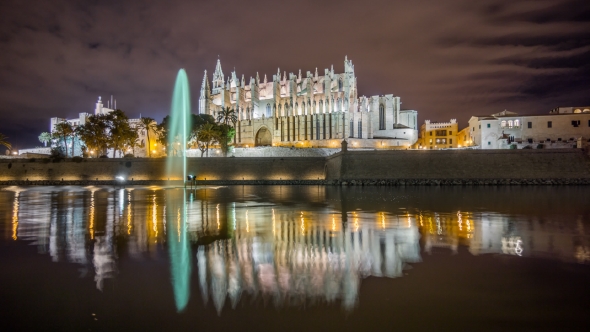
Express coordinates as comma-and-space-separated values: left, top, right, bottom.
331, 64, 334, 74
241, 74, 245, 88
200, 70, 210, 92
277, 68, 281, 81
264, 74, 267, 84
314, 67, 318, 79
298, 69, 302, 80
256, 72, 260, 85
213, 58, 224, 89
283, 71, 286, 83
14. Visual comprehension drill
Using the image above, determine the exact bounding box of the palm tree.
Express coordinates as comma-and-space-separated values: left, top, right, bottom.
137, 117, 157, 157
38, 132, 52, 147
216, 106, 237, 126
197, 123, 219, 157
0, 132, 12, 150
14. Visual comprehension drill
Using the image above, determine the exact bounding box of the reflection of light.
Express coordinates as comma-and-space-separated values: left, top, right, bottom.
457, 211, 462, 231
436, 214, 441, 235
127, 191, 132, 235
419, 213, 423, 227
466, 219, 471, 232
153, 195, 158, 242
246, 210, 249, 233
272, 209, 276, 235
332, 216, 336, 231
12, 192, 19, 240
381, 212, 385, 229
216, 204, 220, 230
300, 212, 305, 235
428, 217, 433, 234
177, 207, 181, 242
89, 191, 95, 240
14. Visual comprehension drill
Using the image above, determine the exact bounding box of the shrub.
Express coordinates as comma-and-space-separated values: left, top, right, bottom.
536, 144, 544, 149
123, 154, 134, 158
99, 155, 109, 158
72, 156, 84, 163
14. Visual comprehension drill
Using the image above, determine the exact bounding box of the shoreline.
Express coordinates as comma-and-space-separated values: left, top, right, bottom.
1, 178, 590, 186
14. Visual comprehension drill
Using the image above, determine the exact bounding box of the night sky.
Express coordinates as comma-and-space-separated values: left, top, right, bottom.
0, 0, 588, 150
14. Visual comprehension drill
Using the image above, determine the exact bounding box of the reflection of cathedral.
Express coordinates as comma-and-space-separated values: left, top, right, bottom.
198, 57, 418, 149
4, 187, 590, 313
196, 208, 421, 312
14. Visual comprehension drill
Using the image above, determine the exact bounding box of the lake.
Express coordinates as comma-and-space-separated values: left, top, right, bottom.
1, 185, 589, 331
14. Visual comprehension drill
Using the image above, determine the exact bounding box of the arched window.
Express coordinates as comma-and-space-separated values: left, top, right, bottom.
313, 101, 317, 114
379, 104, 385, 130
278, 104, 282, 117
338, 78, 343, 91
266, 104, 271, 118
501, 120, 506, 127
508, 120, 513, 128
514, 119, 520, 127
358, 120, 362, 138
319, 100, 323, 113
295, 102, 299, 115
335, 99, 340, 112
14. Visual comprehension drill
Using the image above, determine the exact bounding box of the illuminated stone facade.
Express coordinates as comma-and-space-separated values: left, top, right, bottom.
466, 108, 590, 149
199, 57, 418, 149
414, 119, 459, 149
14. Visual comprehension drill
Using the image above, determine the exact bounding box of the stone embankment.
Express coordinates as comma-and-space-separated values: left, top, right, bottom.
1, 149, 589, 186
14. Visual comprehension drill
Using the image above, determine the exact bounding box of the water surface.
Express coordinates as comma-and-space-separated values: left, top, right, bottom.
1, 185, 589, 331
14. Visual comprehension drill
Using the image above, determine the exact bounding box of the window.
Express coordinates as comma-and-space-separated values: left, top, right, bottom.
527, 138, 533, 143
572, 120, 580, 127
548, 121, 552, 128
558, 138, 562, 141
429, 139, 433, 144
487, 123, 490, 128
449, 131, 452, 135
479, 125, 481, 129
514, 119, 520, 127
266, 104, 271, 117
349, 119, 354, 138
472, 127, 475, 132
508, 120, 513, 127
430, 131, 433, 136
358, 120, 362, 138
501, 120, 506, 127
379, 104, 385, 130
435, 130, 447, 136
488, 141, 491, 145
450, 138, 453, 144
528, 122, 532, 128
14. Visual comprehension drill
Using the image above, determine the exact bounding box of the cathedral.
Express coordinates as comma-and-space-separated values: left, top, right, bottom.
198, 57, 418, 149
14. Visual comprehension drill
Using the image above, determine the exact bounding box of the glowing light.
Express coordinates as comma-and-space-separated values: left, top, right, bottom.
300, 211, 305, 235
127, 192, 132, 235
457, 211, 463, 231
177, 207, 181, 242
332, 216, 336, 231
381, 212, 385, 229
419, 213, 423, 226
246, 210, 249, 233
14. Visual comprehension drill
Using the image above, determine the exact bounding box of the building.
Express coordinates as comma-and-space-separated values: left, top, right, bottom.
48, 97, 161, 157
414, 119, 459, 149
466, 108, 590, 149
198, 57, 418, 149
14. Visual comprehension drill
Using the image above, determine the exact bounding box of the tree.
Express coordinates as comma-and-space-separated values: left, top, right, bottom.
0, 132, 11, 150
52, 122, 74, 157
216, 124, 235, 157
196, 123, 219, 157
76, 114, 110, 156
216, 106, 237, 127
38, 132, 52, 147
137, 117, 157, 157
123, 125, 140, 156
107, 110, 135, 158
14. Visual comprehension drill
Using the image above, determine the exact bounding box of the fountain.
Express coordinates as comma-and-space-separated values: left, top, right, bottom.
166, 69, 192, 312
166, 69, 191, 183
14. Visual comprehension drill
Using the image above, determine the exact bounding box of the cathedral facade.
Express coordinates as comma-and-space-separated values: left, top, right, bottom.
199, 57, 418, 149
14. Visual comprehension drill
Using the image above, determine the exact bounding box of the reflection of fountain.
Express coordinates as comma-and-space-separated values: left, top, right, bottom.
166, 69, 192, 183
166, 69, 193, 312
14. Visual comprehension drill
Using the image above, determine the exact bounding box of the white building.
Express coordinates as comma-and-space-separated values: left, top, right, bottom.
199, 57, 418, 149
466, 108, 590, 149
48, 97, 158, 157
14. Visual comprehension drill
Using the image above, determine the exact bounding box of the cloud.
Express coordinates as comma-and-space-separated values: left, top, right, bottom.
0, 0, 588, 148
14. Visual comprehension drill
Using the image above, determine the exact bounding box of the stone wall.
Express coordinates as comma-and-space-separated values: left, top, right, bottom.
325, 149, 590, 180
0, 157, 326, 182
1, 149, 589, 185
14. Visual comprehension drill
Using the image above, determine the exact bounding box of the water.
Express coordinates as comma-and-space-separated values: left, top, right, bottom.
1, 185, 589, 331
166, 69, 191, 181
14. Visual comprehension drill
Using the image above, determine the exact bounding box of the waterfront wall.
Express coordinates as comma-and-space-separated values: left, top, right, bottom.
1, 149, 589, 185
325, 149, 590, 180
0, 157, 326, 182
